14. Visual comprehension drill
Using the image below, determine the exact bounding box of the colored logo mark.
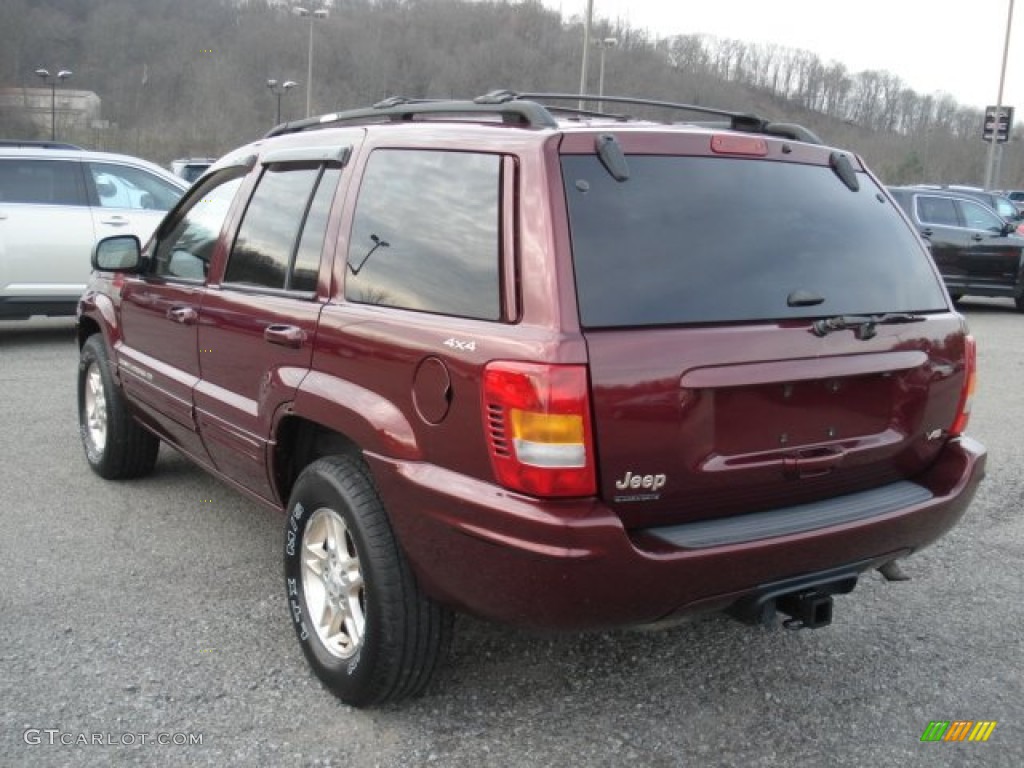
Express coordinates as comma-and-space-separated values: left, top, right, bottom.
920, 720, 997, 742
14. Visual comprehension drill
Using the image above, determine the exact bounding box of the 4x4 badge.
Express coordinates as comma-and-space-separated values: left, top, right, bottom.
443, 338, 476, 352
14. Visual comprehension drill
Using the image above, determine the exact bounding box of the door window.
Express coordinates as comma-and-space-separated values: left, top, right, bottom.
959, 199, 1003, 233
916, 196, 958, 227
0, 159, 86, 206
153, 175, 243, 280
87, 162, 183, 211
224, 165, 340, 293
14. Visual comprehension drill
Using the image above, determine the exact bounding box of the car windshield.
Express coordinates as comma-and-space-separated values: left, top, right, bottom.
562, 155, 948, 328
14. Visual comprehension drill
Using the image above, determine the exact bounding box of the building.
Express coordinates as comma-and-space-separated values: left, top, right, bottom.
0, 87, 102, 136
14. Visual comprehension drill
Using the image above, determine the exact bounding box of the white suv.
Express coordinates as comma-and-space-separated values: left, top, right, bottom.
0, 147, 187, 320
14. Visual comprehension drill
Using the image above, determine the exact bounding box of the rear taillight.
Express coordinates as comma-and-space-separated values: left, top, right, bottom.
483, 362, 596, 497
950, 335, 977, 436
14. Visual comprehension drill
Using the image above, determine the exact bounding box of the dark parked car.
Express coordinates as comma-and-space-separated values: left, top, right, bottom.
888, 185, 1024, 310
77, 92, 985, 706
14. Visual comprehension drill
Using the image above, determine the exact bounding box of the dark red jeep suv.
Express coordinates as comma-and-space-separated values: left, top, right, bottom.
76, 92, 986, 706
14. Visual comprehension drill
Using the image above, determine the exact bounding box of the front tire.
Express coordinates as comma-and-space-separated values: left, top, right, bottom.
284, 456, 452, 707
77, 335, 159, 479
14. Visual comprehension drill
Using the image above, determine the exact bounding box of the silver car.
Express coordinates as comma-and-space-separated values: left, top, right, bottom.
0, 147, 187, 319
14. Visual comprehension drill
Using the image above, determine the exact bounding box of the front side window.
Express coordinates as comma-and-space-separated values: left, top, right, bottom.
87, 162, 183, 211
991, 196, 1018, 220
224, 165, 339, 292
960, 199, 1003, 233
153, 175, 243, 280
0, 159, 86, 206
345, 149, 501, 321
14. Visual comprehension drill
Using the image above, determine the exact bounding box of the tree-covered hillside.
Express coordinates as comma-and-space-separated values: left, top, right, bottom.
0, 0, 1016, 186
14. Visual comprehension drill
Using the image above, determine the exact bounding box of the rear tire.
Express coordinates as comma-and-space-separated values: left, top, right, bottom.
283, 456, 452, 707
77, 335, 159, 479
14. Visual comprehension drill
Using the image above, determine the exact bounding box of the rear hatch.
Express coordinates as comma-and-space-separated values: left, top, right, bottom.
560, 134, 965, 530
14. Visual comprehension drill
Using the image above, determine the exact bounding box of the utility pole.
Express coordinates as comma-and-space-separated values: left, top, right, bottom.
577, 0, 594, 109
984, 0, 1015, 190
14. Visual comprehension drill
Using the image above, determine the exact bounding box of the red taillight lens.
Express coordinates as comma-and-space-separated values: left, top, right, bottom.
483, 362, 596, 497
950, 335, 977, 436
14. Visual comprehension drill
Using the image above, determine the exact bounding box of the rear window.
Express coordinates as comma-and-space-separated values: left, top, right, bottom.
562, 156, 947, 328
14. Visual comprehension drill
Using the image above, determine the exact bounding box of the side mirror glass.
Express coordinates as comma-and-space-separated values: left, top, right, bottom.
92, 235, 142, 272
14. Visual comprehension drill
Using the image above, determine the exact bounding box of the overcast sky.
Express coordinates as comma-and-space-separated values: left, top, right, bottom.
545, 0, 1020, 112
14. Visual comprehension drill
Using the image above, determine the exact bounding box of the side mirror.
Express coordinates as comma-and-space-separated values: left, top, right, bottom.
92, 235, 142, 272
1002, 221, 1017, 236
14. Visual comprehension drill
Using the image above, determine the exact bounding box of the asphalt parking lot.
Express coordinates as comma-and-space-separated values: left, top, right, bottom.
1, 300, 1022, 768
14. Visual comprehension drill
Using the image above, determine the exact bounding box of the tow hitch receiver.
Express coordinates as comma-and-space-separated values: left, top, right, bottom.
726, 564, 863, 630
777, 590, 833, 630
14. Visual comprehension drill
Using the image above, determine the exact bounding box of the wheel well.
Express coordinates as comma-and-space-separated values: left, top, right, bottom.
274, 417, 361, 503
78, 316, 101, 348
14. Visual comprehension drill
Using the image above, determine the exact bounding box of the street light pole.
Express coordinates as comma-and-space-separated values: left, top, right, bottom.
34, 68, 72, 141
294, 6, 329, 119
984, 0, 1015, 190
595, 38, 617, 112
578, 0, 594, 109
267, 79, 298, 125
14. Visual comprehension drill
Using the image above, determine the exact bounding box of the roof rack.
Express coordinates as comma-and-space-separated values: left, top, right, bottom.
264, 95, 559, 138
263, 90, 822, 144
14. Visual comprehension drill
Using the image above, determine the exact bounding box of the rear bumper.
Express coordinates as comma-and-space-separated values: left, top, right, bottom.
368, 436, 986, 630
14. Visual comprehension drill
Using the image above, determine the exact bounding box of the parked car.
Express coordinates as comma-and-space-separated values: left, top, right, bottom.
78, 92, 985, 706
888, 185, 1024, 309
0, 140, 83, 150
170, 157, 215, 184
1001, 189, 1024, 213
0, 147, 187, 319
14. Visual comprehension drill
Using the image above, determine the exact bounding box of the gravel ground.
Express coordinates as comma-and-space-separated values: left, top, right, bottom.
1, 301, 1021, 767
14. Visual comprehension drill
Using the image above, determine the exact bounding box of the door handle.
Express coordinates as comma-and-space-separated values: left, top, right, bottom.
166, 306, 198, 324
971, 234, 984, 241
100, 215, 130, 226
783, 447, 846, 479
264, 324, 305, 348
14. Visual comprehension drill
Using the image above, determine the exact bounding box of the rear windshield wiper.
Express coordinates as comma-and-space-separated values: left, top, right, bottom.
811, 313, 925, 340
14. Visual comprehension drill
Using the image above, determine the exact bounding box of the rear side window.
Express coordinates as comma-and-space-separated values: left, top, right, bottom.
917, 196, 958, 227
345, 149, 501, 321
225, 165, 340, 292
0, 159, 86, 206
563, 156, 948, 328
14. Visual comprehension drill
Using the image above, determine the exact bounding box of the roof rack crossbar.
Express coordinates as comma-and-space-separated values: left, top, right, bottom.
264, 97, 558, 138
514, 91, 769, 132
